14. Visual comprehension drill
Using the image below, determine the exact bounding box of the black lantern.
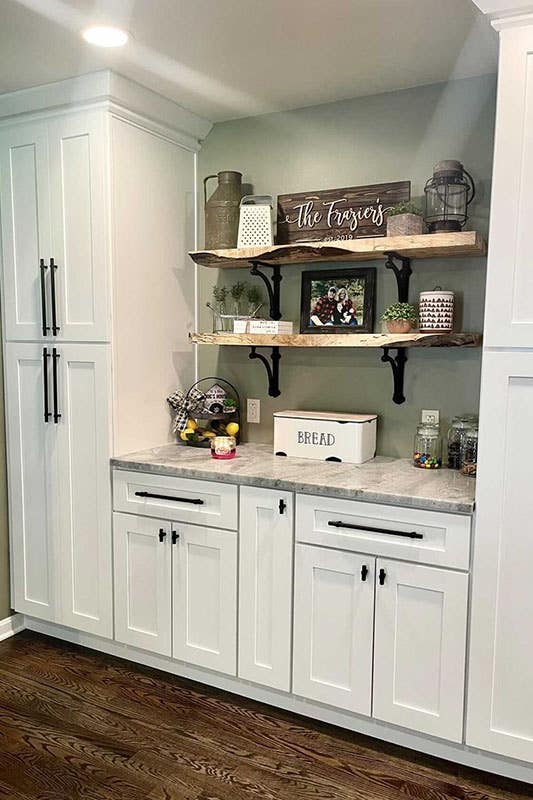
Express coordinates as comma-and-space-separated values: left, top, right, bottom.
424, 160, 475, 233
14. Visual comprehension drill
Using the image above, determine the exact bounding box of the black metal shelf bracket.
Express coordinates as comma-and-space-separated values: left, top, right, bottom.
381, 347, 408, 405
384, 252, 412, 303
249, 346, 281, 397
250, 261, 282, 320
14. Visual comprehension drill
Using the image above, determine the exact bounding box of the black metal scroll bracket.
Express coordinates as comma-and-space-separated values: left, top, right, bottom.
250, 261, 282, 320
384, 252, 412, 303
249, 346, 281, 397
381, 347, 408, 405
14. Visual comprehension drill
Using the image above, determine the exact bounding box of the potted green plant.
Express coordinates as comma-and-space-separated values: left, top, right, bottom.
386, 201, 424, 237
381, 302, 418, 334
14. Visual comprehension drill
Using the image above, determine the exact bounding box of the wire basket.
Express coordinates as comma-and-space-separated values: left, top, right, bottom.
178, 377, 241, 447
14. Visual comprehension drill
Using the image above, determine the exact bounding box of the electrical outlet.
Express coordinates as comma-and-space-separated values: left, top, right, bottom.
421, 409, 440, 425
247, 398, 261, 424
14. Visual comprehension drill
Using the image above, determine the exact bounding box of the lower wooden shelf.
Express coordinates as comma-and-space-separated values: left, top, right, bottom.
190, 332, 482, 348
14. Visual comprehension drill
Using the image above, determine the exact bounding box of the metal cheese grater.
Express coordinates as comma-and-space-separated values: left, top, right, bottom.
237, 195, 274, 247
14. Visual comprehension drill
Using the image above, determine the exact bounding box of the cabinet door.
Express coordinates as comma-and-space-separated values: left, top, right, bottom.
113, 512, 171, 655
467, 351, 533, 761
48, 112, 110, 342
173, 524, 237, 674
293, 544, 375, 714
483, 24, 533, 347
55, 344, 113, 637
239, 487, 293, 691
4, 343, 57, 619
373, 559, 468, 742
0, 122, 51, 341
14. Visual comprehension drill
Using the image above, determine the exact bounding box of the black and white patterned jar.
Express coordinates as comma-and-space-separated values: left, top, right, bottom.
419, 287, 454, 332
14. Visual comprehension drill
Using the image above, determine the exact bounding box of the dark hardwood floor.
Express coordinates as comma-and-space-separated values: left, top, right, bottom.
0, 632, 530, 800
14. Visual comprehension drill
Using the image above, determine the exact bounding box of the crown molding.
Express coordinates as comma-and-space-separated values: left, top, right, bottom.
0, 70, 212, 146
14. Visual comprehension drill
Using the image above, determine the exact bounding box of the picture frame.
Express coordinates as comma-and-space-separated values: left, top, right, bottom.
299, 267, 376, 334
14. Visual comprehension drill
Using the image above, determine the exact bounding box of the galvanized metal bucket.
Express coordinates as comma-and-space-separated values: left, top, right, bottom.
204, 171, 242, 249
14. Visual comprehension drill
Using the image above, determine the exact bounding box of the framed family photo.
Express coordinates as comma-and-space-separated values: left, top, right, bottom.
299, 267, 376, 334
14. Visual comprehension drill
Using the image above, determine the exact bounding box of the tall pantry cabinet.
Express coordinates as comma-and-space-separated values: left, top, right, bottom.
467, 13, 533, 765
0, 71, 211, 637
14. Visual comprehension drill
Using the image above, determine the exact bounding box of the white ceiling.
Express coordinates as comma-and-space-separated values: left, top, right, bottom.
0, 0, 498, 123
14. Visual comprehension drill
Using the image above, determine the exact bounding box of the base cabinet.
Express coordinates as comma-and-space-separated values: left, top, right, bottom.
239, 486, 293, 691
373, 559, 468, 743
113, 513, 172, 656
293, 544, 375, 714
173, 523, 237, 674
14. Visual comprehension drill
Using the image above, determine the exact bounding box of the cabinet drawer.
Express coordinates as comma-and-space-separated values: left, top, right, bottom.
296, 494, 471, 570
113, 470, 238, 530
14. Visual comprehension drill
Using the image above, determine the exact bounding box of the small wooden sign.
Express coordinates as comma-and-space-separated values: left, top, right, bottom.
276, 181, 411, 244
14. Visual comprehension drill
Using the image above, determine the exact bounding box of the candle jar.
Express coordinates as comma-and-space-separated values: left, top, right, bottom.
413, 423, 442, 469
211, 435, 237, 460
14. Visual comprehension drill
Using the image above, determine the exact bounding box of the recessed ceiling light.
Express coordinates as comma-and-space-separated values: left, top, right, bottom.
82, 26, 129, 48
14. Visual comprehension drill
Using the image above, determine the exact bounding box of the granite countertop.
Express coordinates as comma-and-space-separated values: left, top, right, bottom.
111, 442, 476, 515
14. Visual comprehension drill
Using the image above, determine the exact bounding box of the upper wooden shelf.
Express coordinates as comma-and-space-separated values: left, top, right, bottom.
191, 332, 482, 349
189, 231, 486, 269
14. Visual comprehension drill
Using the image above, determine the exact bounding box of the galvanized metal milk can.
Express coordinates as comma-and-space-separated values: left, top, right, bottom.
204, 171, 242, 249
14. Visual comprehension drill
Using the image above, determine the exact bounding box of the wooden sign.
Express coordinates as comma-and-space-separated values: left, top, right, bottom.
276, 181, 411, 244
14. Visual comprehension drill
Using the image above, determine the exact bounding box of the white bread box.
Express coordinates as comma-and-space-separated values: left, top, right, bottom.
273, 410, 377, 464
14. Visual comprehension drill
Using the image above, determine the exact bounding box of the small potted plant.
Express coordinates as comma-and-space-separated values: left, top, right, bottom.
386, 202, 424, 236
381, 302, 417, 334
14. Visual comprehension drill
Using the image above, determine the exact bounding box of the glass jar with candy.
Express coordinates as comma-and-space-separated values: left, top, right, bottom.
413, 422, 442, 469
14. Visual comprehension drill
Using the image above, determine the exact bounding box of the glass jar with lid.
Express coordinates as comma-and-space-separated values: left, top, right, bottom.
413, 423, 442, 469
460, 426, 478, 477
447, 416, 470, 469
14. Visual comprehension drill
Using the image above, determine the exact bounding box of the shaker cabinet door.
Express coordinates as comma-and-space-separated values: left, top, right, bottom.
113, 512, 172, 656
55, 344, 113, 638
373, 559, 468, 742
293, 544, 375, 715
0, 122, 52, 341
48, 112, 110, 342
4, 343, 58, 619
173, 524, 237, 675
467, 351, 533, 762
239, 486, 293, 691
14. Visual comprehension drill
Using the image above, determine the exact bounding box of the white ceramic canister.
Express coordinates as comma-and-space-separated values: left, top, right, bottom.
418, 286, 454, 332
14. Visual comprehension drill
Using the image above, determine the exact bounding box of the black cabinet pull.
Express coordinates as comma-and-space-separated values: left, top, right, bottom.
158, 528, 167, 543
171, 530, 179, 545
52, 348, 61, 423
50, 258, 60, 335
40, 260, 49, 336
134, 491, 204, 505
361, 564, 369, 582
279, 498, 286, 515
328, 520, 423, 540
42, 348, 51, 422
379, 568, 386, 586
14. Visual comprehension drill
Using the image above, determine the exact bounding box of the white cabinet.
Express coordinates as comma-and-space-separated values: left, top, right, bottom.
55, 344, 113, 637
4, 341, 112, 636
113, 513, 172, 656
4, 342, 57, 619
0, 111, 109, 342
483, 22, 533, 348
0, 121, 51, 341
173, 524, 237, 674
467, 351, 533, 762
373, 559, 468, 742
293, 544, 375, 714
239, 486, 293, 691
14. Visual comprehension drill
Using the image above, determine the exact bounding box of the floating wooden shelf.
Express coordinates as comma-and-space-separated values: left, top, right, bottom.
191, 332, 482, 349
189, 231, 486, 268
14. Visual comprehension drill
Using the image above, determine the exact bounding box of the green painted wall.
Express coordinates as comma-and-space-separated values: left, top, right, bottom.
0, 339, 10, 619
197, 75, 496, 457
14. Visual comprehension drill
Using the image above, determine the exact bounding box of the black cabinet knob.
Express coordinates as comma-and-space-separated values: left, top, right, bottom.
361, 565, 369, 582
158, 528, 167, 543
379, 568, 386, 586
171, 530, 179, 545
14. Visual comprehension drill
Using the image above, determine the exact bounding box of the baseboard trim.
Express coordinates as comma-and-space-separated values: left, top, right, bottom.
23, 616, 533, 784
0, 613, 25, 641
